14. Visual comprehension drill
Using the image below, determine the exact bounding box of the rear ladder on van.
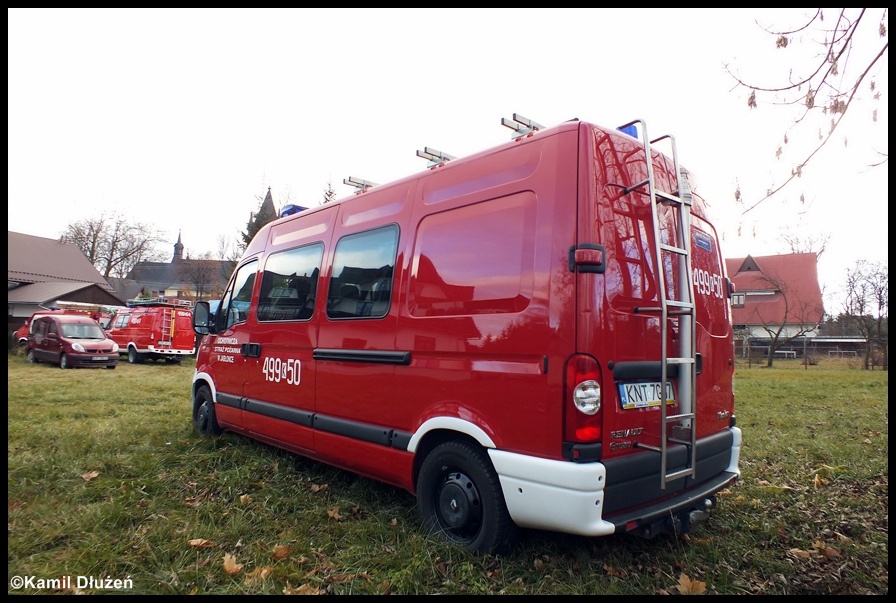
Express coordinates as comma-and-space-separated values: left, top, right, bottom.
619, 118, 698, 489
160, 308, 174, 345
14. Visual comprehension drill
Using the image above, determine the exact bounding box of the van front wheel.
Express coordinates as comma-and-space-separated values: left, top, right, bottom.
194, 385, 222, 436
416, 440, 518, 555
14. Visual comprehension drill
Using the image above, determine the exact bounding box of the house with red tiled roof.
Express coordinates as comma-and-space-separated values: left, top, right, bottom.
725, 253, 825, 359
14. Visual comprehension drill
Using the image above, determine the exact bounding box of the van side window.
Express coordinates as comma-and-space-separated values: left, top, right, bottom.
258, 243, 323, 322
327, 225, 398, 320
113, 312, 130, 329
220, 259, 258, 330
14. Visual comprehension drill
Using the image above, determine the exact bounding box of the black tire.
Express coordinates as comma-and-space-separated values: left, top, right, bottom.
106, 365, 116, 370
26, 349, 38, 364
128, 348, 144, 364
60, 354, 71, 369
417, 440, 518, 555
194, 384, 222, 436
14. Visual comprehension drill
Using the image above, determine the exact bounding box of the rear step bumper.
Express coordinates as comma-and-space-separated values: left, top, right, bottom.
608, 470, 739, 538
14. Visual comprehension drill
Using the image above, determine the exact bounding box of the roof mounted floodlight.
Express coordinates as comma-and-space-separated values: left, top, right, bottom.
501, 113, 545, 138
416, 147, 455, 168
343, 176, 377, 194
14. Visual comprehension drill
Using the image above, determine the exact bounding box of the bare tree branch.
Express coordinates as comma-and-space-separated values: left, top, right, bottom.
727, 8, 888, 212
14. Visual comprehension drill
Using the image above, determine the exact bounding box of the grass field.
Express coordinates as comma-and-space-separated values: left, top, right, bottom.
7, 353, 888, 595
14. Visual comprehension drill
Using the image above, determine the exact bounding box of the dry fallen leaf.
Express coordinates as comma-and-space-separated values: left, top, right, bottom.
819, 546, 841, 558
283, 582, 323, 595
188, 538, 216, 549
811, 464, 843, 478
674, 573, 706, 595
240, 494, 252, 504
81, 470, 100, 482
245, 566, 273, 584
223, 552, 244, 574
788, 548, 812, 559
273, 545, 291, 561
602, 564, 626, 578
327, 507, 343, 521
310, 483, 329, 493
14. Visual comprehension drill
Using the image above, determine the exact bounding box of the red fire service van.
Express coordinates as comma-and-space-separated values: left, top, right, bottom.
191, 115, 741, 554
106, 297, 196, 364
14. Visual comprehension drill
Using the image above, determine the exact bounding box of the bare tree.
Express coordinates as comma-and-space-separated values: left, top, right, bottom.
780, 232, 830, 258
726, 8, 888, 212
178, 252, 218, 302
214, 235, 239, 296
843, 260, 889, 370
62, 213, 166, 279
750, 270, 825, 367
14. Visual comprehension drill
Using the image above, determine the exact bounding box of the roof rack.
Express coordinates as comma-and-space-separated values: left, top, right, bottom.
126, 296, 194, 308
501, 113, 544, 139
416, 146, 455, 168
344, 176, 378, 194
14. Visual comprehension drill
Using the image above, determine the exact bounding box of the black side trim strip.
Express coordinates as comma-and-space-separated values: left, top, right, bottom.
216, 392, 243, 410
313, 348, 411, 365
314, 415, 393, 447
245, 398, 314, 428
230, 394, 414, 450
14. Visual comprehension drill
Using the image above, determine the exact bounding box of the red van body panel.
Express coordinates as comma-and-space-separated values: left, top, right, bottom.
191, 117, 741, 553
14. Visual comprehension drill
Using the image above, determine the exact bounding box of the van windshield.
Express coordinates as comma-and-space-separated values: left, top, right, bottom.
61, 324, 105, 340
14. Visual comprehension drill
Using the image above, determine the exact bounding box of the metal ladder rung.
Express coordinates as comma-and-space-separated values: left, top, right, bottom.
665, 467, 695, 482
660, 243, 688, 255
665, 412, 695, 423
666, 300, 694, 309
655, 190, 685, 205
634, 304, 694, 314
666, 357, 695, 365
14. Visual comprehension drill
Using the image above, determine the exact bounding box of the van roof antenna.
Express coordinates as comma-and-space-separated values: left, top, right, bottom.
416, 147, 455, 168
343, 176, 377, 194
501, 113, 544, 139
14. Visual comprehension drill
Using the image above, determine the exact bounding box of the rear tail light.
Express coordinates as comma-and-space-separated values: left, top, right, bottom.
564, 354, 603, 442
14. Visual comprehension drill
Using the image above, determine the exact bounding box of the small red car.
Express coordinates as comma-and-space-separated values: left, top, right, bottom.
25, 314, 119, 369
15, 309, 92, 346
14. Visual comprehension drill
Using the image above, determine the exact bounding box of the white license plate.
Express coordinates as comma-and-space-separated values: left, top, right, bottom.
618, 381, 675, 409
92, 356, 109, 361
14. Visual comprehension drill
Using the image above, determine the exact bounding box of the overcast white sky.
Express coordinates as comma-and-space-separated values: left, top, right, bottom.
7, 8, 888, 312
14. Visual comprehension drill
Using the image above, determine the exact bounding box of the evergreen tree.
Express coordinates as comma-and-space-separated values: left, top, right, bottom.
322, 179, 337, 204
241, 187, 279, 249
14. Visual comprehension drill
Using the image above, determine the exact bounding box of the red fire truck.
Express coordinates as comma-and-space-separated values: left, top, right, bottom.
190, 115, 741, 554
105, 297, 196, 364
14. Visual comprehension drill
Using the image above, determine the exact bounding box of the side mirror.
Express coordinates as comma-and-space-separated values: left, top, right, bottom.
192, 301, 212, 336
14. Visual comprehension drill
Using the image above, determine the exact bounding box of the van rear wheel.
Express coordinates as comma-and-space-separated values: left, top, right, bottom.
416, 440, 518, 555
128, 348, 144, 364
